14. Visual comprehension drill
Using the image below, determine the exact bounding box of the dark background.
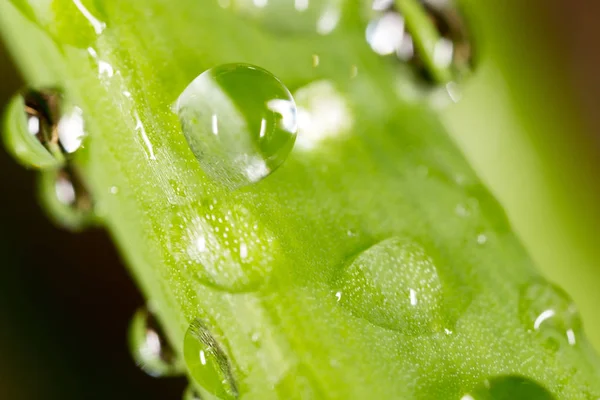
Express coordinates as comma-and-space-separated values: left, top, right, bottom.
0, 1, 599, 399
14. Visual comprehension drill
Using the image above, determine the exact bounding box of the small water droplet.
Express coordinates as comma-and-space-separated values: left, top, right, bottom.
519, 280, 582, 349
176, 64, 297, 189
463, 375, 555, 399
334, 237, 456, 334
183, 319, 238, 399
365, 0, 472, 83
39, 165, 96, 230
3, 89, 86, 169
128, 308, 184, 377
231, 0, 341, 35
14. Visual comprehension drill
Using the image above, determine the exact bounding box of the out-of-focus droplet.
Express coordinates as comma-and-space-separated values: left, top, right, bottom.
38, 165, 96, 230
169, 202, 275, 292
462, 375, 556, 399
230, 0, 342, 35
294, 80, 352, 151
183, 319, 238, 399
334, 237, 455, 334
365, 0, 472, 83
3, 89, 86, 169
176, 64, 297, 190
128, 308, 184, 377
519, 280, 582, 349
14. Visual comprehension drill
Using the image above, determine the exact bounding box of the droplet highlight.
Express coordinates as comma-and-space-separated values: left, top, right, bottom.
38, 165, 96, 230
228, 0, 341, 35
183, 319, 238, 399
462, 375, 555, 399
176, 64, 297, 189
3, 89, 86, 169
334, 237, 452, 334
128, 308, 184, 377
519, 280, 582, 349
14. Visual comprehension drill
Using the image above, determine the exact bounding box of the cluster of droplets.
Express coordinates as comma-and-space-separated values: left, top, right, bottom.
126, 308, 238, 399
365, 0, 472, 85
2, 89, 95, 229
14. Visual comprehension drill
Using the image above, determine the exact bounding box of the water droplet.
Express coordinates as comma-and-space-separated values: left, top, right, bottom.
230, 0, 341, 35
128, 308, 184, 377
334, 237, 453, 334
176, 64, 297, 189
183, 319, 238, 399
3, 89, 86, 169
519, 280, 582, 349
463, 375, 555, 399
38, 165, 96, 230
169, 203, 275, 292
365, 0, 472, 83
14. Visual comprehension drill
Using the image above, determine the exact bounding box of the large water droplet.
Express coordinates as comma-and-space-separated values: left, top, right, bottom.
365, 0, 472, 83
228, 0, 341, 35
519, 280, 582, 349
38, 165, 96, 230
128, 308, 184, 377
3, 89, 86, 169
462, 375, 555, 400
334, 237, 450, 334
183, 319, 238, 399
176, 64, 297, 190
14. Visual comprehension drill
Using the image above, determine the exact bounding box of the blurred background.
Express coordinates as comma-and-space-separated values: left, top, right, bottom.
0, 1, 599, 399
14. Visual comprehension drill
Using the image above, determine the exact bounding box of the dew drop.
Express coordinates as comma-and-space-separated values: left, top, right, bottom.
176, 64, 297, 190
38, 165, 96, 230
230, 0, 341, 35
334, 237, 452, 334
462, 375, 555, 399
519, 280, 582, 349
183, 319, 238, 399
169, 202, 275, 292
128, 308, 184, 377
365, 0, 472, 83
3, 89, 86, 169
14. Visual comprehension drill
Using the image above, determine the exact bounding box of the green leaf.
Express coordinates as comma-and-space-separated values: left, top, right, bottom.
1, 0, 599, 398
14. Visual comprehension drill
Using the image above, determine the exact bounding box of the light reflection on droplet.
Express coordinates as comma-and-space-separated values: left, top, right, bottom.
134, 111, 156, 160
316, 6, 340, 35
57, 106, 85, 153
72, 0, 106, 34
